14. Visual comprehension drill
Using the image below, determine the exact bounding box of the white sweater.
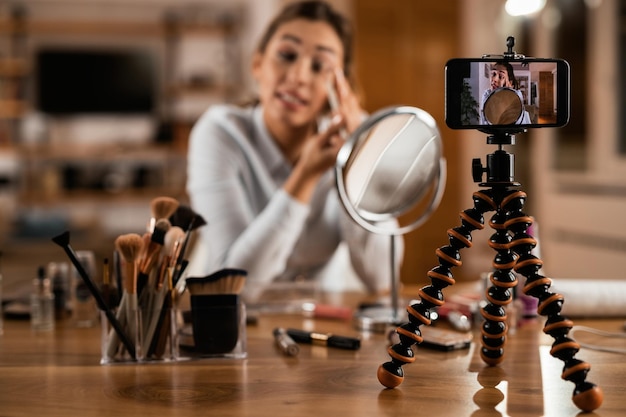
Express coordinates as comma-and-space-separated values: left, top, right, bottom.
186, 104, 402, 301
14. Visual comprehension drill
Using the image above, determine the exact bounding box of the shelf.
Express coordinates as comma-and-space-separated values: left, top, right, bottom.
16, 142, 187, 205
18, 187, 187, 206
0, 4, 242, 242
18, 142, 184, 160
0, 18, 236, 38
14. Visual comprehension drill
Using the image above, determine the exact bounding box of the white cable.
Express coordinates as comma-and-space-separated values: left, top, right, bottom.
570, 325, 626, 355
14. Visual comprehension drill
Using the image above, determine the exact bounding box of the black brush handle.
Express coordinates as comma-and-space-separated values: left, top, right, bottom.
52, 232, 136, 359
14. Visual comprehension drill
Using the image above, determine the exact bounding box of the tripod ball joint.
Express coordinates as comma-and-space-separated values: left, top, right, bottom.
572, 379, 604, 412
378, 362, 404, 388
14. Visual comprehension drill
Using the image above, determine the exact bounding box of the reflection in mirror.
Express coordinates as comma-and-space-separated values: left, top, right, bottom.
337, 106, 445, 237
483, 87, 523, 125
344, 112, 440, 220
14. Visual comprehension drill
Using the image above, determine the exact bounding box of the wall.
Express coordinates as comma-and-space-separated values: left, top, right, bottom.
461, 0, 626, 281
531, 0, 626, 280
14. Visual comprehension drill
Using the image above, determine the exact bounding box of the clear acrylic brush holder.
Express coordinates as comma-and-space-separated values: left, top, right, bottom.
100, 305, 181, 364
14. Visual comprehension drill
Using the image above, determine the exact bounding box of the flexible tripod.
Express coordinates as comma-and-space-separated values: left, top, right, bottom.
377, 133, 604, 412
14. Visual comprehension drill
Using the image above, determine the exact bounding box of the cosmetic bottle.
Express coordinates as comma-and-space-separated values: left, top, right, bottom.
31, 266, 55, 331
49, 262, 72, 320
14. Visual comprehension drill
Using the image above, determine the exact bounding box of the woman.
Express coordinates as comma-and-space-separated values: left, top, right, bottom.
480, 61, 531, 125
186, 0, 402, 302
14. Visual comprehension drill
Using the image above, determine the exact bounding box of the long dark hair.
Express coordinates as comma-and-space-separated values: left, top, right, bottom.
256, 1, 355, 82
495, 61, 518, 89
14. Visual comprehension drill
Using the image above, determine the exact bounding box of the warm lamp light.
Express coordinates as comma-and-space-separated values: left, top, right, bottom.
505, 0, 546, 16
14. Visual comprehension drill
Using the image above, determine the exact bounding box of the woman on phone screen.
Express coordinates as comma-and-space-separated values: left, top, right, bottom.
480, 61, 531, 125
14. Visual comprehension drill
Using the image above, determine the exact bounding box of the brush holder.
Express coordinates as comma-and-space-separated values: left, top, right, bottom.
100, 307, 143, 364
183, 294, 247, 358
141, 305, 179, 362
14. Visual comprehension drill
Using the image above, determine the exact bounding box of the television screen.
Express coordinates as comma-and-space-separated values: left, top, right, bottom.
35, 48, 157, 115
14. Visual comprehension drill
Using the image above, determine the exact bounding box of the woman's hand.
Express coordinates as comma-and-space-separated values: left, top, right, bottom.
284, 116, 346, 203
331, 67, 363, 134
283, 68, 361, 204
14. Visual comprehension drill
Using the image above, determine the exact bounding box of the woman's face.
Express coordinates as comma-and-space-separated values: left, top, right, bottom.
252, 19, 344, 131
490, 65, 512, 90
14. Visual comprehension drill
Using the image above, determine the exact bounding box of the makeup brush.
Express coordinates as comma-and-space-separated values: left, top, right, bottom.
113, 249, 123, 302
143, 259, 176, 358
139, 226, 183, 357
137, 218, 171, 297
186, 268, 247, 355
138, 232, 152, 266
173, 259, 189, 294
171, 208, 207, 286
142, 261, 171, 357
148, 196, 179, 233
169, 205, 196, 229
52, 231, 136, 360
178, 212, 206, 265
116, 233, 144, 292
163, 226, 186, 262
101, 257, 118, 308
185, 268, 247, 296
149, 267, 176, 358
114, 233, 144, 356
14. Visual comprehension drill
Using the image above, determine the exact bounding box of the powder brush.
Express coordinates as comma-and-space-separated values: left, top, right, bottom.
113, 233, 144, 356
148, 196, 179, 232
115, 233, 144, 296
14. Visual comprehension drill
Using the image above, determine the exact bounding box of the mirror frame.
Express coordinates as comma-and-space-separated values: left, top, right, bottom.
335, 106, 447, 236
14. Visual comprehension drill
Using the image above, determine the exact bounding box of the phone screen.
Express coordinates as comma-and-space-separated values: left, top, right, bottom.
445, 58, 570, 131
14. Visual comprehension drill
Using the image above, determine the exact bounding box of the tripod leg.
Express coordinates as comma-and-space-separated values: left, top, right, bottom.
479, 203, 518, 366
377, 190, 495, 388
503, 190, 603, 412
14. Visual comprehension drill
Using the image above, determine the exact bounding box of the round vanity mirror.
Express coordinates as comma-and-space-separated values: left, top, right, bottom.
482, 87, 524, 125
336, 106, 446, 329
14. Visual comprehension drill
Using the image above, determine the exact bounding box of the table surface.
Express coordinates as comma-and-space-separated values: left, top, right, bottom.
1, 290, 625, 417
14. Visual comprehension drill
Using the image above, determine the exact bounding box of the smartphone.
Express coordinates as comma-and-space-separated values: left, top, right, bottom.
420, 326, 472, 351
445, 57, 570, 131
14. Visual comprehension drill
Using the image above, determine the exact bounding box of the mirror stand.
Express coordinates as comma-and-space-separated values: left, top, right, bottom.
352, 235, 403, 332
377, 133, 604, 413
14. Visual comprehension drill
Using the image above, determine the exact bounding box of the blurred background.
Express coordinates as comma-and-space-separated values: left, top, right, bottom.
0, 0, 624, 294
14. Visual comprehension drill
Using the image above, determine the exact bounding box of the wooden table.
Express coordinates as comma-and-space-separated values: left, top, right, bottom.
0, 294, 625, 417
